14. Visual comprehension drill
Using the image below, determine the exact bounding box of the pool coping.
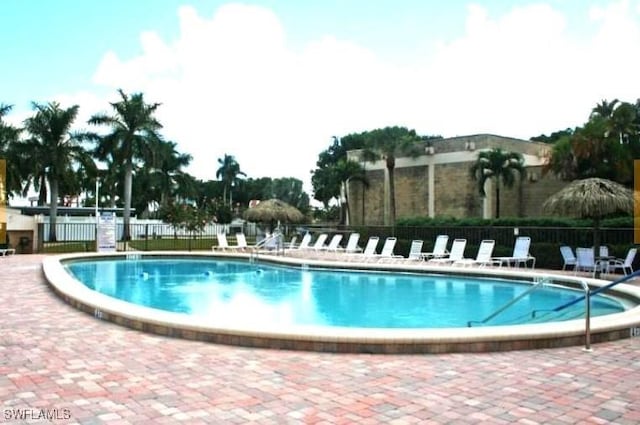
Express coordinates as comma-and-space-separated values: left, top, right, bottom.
42, 251, 640, 354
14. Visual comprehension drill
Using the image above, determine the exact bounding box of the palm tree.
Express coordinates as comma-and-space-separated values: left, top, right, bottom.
148, 139, 193, 208
591, 99, 619, 119
216, 154, 246, 207
89, 89, 162, 240
0, 104, 24, 197
361, 126, 422, 225
334, 159, 368, 225
22, 102, 95, 241
469, 148, 525, 219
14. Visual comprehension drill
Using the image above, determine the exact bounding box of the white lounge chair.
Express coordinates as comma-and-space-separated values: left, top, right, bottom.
397, 239, 424, 262
493, 236, 535, 268
322, 234, 343, 252
232, 233, 249, 251
295, 233, 312, 250
212, 233, 230, 251
310, 234, 328, 251
454, 240, 497, 267
421, 235, 449, 260
428, 239, 466, 265
347, 236, 379, 261
284, 236, 297, 249
560, 246, 576, 271
610, 248, 637, 275
371, 237, 399, 262
342, 233, 361, 253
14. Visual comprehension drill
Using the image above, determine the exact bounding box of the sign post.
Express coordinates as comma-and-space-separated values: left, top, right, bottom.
97, 211, 117, 252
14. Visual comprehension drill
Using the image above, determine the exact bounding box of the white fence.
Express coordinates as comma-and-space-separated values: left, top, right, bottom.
40, 216, 256, 242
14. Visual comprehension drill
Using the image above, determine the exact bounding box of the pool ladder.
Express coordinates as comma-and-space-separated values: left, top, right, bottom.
468, 277, 593, 351
251, 232, 285, 261
467, 277, 551, 327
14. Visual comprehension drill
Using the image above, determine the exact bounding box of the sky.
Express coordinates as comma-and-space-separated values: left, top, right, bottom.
2, 0, 640, 198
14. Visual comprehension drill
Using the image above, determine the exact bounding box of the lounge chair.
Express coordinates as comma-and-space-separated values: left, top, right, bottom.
310, 234, 328, 251
560, 246, 576, 271
428, 239, 466, 265
371, 237, 399, 262
347, 236, 379, 261
421, 235, 449, 260
295, 233, 312, 250
454, 240, 497, 267
212, 233, 230, 251
493, 236, 536, 268
609, 248, 637, 275
284, 236, 298, 249
395, 240, 424, 262
322, 234, 343, 252
230, 233, 249, 251
341, 233, 361, 253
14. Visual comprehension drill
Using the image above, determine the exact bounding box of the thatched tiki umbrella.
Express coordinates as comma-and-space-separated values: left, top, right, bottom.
243, 199, 304, 231
543, 178, 633, 276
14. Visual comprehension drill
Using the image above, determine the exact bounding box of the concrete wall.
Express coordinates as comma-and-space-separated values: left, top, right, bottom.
3, 207, 38, 253
347, 134, 565, 225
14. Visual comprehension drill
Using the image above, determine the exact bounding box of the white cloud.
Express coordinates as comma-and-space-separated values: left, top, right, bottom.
82, 1, 640, 195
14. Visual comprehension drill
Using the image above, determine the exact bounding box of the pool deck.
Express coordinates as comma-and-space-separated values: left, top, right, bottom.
3, 254, 640, 424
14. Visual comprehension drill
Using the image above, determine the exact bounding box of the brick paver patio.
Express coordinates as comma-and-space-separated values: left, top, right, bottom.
2, 254, 640, 424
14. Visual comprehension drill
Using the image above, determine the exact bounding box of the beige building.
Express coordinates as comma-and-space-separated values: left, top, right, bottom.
345, 134, 566, 225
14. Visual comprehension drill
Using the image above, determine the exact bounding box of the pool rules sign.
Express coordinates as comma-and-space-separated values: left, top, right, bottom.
97, 212, 117, 252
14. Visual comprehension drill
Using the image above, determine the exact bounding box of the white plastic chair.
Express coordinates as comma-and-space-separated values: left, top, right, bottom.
284, 236, 297, 249
323, 234, 343, 252
575, 247, 605, 276
232, 233, 249, 251
422, 235, 449, 260
342, 233, 361, 253
348, 236, 379, 261
610, 248, 637, 275
454, 240, 496, 267
560, 246, 576, 271
212, 233, 230, 251
372, 237, 399, 262
493, 237, 535, 268
428, 239, 466, 264
404, 240, 424, 262
296, 233, 312, 250
310, 234, 328, 251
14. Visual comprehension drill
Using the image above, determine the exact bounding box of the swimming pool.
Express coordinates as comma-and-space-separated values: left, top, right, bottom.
43, 252, 640, 353
65, 257, 624, 328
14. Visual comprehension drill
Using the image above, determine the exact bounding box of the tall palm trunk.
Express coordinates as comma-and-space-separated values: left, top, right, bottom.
38, 175, 47, 206
49, 178, 59, 242
122, 160, 133, 240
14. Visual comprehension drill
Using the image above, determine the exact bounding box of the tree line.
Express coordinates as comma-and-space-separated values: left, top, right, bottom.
0, 90, 309, 241
2, 92, 637, 240
310, 98, 639, 223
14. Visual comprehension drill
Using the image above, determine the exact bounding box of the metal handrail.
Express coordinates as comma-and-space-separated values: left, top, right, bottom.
253, 231, 284, 255
548, 269, 640, 313
467, 277, 551, 327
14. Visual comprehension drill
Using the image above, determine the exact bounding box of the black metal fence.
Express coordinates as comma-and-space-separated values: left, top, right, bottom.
38, 223, 636, 270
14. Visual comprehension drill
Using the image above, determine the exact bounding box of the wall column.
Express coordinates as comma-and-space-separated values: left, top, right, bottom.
428, 162, 435, 217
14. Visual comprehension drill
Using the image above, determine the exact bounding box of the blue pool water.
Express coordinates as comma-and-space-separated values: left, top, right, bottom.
65, 257, 626, 328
